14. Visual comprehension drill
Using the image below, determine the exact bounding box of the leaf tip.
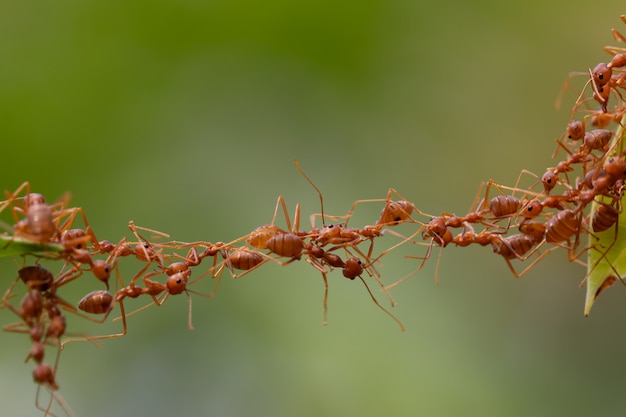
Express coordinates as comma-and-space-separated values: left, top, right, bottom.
584, 275, 618, 316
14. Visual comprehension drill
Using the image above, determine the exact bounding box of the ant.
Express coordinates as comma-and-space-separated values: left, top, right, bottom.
391, 179, 536, 286
1, 265, 79, 417
315, 186, 419, 230
2, 183, 89, 248
339, 256, 405, 331
442, 179, 529, 229
591, 195, 621, 233
294, 160, 399, 307
581, 179, 626, 288
66, 249, 208, 345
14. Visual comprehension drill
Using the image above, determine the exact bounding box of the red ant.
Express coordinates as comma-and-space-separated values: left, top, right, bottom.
1, 265, 78, 417
66, 250, 208, 345
441, 179, 526, 228
391, 179, 536, 285
339, 256, 404, 331
316, 186, 418, 230
295, 160, 400, 307
2, 183, 90, 249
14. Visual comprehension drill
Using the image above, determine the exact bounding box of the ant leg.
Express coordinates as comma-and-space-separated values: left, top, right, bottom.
356, 275, 405, 332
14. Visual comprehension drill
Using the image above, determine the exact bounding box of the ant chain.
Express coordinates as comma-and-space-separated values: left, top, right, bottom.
2, 13, 626, 417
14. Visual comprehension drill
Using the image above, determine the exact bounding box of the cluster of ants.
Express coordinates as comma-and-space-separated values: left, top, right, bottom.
3, 14, 626, 417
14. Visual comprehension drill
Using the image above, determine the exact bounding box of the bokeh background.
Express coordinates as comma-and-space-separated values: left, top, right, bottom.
1, 1, 625, 416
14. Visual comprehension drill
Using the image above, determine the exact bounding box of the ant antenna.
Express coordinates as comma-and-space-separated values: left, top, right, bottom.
294, 160, 326, 226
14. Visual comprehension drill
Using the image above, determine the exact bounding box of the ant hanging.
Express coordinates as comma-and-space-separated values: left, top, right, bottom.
1, 264, 82, 417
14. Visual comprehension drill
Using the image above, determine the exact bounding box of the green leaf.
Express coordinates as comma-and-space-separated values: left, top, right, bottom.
0, 235, 64, 258
585, 119, 626, 315
585, 205, 626, 315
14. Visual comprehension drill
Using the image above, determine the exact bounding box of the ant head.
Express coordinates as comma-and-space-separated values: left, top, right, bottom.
520, 199, 543, 219
166, 272, 189, 295
604, 155, 626, 180
319, 223, 344, 239
91, 260, 112, 287
592, 62, 612, 86
24, 193, 46, 207
423, 217, 445, 242
342, 257, 363, 280
133, 242, 156, 262
566, 120, 585, 140
541, 170, 558, 193
426, 217, 449, 241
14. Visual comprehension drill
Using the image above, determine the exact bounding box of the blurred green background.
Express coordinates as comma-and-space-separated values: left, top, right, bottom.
1, 1, 625, 416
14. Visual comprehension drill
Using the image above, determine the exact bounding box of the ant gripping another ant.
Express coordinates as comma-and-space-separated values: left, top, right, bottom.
3, 16, 626, 417
208, 161, 407, 330
65, 224, 214, 346
1, 264, 86, 417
